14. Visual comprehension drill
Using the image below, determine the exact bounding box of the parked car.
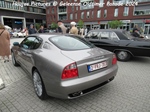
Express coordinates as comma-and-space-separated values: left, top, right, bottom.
11, 34, 118, 100
84, 29, 150, 61
12, 31, 26, 38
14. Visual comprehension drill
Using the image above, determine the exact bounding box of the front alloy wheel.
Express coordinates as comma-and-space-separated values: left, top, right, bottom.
33, 70, 47, 100
116, 51, 131, 61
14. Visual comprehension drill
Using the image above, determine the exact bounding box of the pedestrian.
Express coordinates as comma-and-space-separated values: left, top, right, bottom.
38, 25, 45, 33
69, 21, 78, 35
66, 27, 71, 33
84, 27, 88, 36
28, 24, 37, 34
133, 24, 139, 33
0, 23, 11, 63
80, 28, 84, 37
57, 20, 67, 34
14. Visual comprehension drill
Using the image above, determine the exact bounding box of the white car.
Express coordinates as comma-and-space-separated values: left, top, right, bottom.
12, 32, 26, 38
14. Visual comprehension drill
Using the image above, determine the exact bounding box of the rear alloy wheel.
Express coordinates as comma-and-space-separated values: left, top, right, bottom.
11, 52, 19, 66
115, 51, 131, 61
33, 70, 47, 100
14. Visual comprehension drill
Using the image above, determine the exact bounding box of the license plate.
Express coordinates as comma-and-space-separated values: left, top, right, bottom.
87, 61, 107, 72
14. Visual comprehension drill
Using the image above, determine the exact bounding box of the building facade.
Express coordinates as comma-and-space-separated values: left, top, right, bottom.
0, 0, 46, 29
46, 0, 150, 35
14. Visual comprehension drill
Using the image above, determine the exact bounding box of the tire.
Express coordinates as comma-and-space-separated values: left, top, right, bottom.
11, 52, 19, 66
115, 50, 131, 61
32, 69, 48, 100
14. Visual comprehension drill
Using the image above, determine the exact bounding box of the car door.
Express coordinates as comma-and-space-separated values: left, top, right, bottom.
22, 36, 42, 73
89, 31, 120, 52
19, 37, 37, 71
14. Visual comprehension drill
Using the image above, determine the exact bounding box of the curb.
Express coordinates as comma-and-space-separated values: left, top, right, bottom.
0, 78, 5, 90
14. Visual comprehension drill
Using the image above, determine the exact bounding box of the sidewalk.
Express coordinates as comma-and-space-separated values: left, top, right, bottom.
0, 78, 5, 90
0, 60, 5, 90
0, 58, 27, 89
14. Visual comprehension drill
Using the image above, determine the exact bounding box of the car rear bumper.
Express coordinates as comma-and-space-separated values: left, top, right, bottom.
46, 65, 118, 99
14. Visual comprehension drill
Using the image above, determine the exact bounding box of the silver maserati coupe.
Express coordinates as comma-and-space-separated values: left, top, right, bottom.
11, 34, 118, 100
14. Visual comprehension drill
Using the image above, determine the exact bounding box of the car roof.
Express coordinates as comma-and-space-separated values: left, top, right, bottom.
90, 29, 129, 40
29, 33, 66, 41
90, 29, 123, 32
29, 33, 82, 41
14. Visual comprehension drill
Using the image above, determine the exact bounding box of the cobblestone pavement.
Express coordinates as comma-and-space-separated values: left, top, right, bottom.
0, 38, 150, 112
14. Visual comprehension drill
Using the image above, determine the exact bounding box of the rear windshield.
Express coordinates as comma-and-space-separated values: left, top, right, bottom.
49, 35, 95, 50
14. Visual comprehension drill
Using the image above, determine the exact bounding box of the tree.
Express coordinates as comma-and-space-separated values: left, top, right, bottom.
35, 23, 41, 30
78, 20, 84, 28
108, 20, 123, 29
51, 22, 58, 29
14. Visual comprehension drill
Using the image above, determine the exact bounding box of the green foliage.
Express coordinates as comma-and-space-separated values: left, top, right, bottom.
78, 20, 84, 28
35, 23, 41, 30
108, 20, 123, 29
51, 22, 58, 29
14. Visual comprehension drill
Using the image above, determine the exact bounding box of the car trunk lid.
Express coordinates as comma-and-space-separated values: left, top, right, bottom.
61, 47, 114, 78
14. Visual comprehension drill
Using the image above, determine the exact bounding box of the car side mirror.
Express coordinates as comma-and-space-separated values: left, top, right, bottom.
13, 42, 20, 46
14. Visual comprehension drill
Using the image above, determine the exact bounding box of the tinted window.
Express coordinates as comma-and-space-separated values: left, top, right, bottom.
49, 35, 95, 50
20, 37, 42, 49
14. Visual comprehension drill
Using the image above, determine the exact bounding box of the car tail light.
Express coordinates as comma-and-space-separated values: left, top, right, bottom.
61, 62, 78, 79
112, 54, 117, 65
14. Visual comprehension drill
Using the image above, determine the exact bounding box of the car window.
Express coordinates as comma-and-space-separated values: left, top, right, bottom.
122, 30, 133, 39
85, 32, 99, 39
99, 32, 110, 39
20, 37, 42, 49
110, 32, 119, 40
85, 32, 92, 38
49, 35, 95, 50
90, 32, 99, 39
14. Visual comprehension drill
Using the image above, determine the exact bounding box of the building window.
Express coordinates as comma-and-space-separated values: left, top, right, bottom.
70, 13, 73, 20
99, 0, 104, 7
72, 6, 74, 11
81, 12, 84, 19
29, 7, 33, 12
75, 13, 77, 19
87, 11, 90, 19
114, 8, 118, 17
104, 9, 107, 18
76, 6, 78, 10
97, 10, 101, 18
52, 8, 54, 13
124, 7, 129, 16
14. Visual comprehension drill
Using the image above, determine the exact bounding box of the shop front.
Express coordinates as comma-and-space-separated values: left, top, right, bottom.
143, 19, 150, 35
0, 16, 26, 29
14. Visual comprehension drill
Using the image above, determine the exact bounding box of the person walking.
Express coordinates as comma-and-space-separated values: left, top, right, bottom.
28, 24, 37, 34
0, 23, 11, 63
57, 20, 67, 34
69, 21, 78, 35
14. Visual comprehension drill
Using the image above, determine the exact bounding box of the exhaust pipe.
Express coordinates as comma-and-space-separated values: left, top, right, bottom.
69, 91, 83, 97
